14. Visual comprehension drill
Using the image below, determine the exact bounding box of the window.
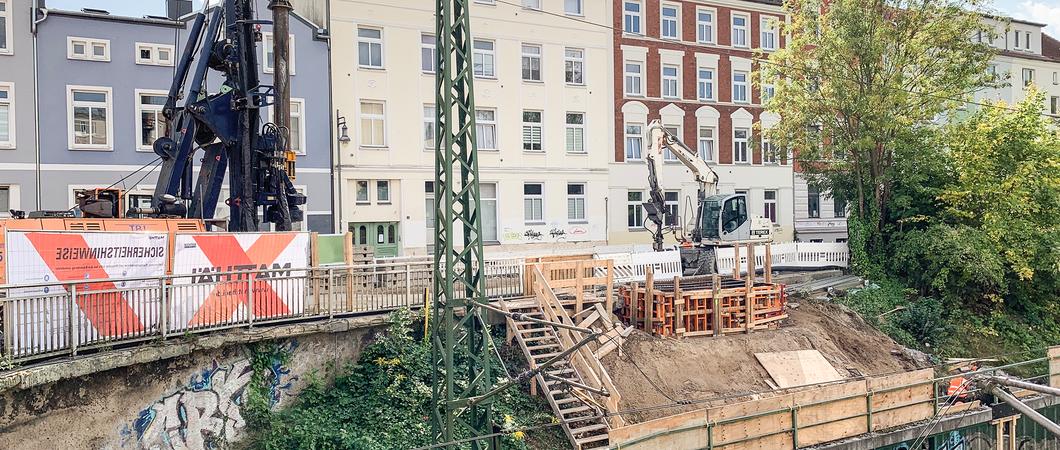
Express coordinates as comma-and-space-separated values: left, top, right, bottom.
521, 44, 542, 82
475, 0, 495, 3
627, 191, 644, 228
0, 186, 10, 214
523, 0, 541, 9
762, 76, 775, 103
423, 105, 435, 149
567, 183, 586, 222
833, 193, 847, 218
68, 87, 111, 150
0, 0, 10, 54
624, 1, 642, 34
565, 48, 585, 85
987, 64, 999, 81
696, 8, 714, 43
664, 191, 679, 226
356, 180, 369, 203
286, 99, 305, 154
733, 128, 749, 163
0, 83, 12, 148
760, 17, 777, 51
1023, 68, 1035, 87
697, 126, 715, 162
731, 14, 749, 48
625, 123, 643, 160
522, 110, 543, 151
733, 71, 749, 103
565, 0, 583, 15
661, 5, 679, 40
662, 65, 680, 98
425, 182, 436, 241
135, 43, 175, 67
807, 186, 820, 218
524, 183, 544, 224
262, 33, 295, 74
68, 37, 110, 62
764, 190, 777, 223
1025, 31, 1032, 50
476, 109, 497, 150
1051, 96, 1059, 115
421, 34, 436, 73
357, 27, 384, 69
359, 101, 386, 147
762, 138, 778, 164
376, 181, 390, 203
135, 91, 167, 151
663, 126, 680, 161
565, 112, 586, 154
481, 183, 498, 241
697, 67, 714, 100
473, 40, 496, 78
1053, 71, 1058, 85
624, 61, 643, 96
1014, 31, 1020, 50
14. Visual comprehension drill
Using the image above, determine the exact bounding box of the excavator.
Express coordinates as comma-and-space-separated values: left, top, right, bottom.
641, 120, 774, 275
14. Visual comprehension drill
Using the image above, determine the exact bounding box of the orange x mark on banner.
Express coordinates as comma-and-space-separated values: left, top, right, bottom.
187, 233, 297, 326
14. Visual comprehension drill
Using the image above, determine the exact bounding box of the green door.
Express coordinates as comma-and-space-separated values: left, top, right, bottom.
349, 221, 400, 258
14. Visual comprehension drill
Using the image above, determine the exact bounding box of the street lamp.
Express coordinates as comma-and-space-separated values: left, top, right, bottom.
336, 115, 351, 143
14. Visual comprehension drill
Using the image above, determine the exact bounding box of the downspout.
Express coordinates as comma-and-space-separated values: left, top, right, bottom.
30, 2, 47, 210
325, 0, 341, 234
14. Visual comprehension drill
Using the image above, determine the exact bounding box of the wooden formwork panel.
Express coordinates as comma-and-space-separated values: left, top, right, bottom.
609, 409, 708, 450
792, 380, 868, 446
620, 276, 786, 338
868, 368, 934, 431
1050, 347, 1060, 388
707, 394, 793, 450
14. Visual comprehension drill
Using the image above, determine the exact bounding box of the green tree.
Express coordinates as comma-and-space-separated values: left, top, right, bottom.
763, 0, 998, 264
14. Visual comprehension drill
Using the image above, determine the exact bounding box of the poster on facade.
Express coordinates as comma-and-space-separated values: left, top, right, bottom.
170, 232, 309, 331
3, 230, 169, 355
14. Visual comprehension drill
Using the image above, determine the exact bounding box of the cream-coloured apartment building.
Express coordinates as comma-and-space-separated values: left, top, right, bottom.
330, 0, 613, 257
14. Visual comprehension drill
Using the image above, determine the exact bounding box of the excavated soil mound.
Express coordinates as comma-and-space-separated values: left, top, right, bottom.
602, 300, 929, 423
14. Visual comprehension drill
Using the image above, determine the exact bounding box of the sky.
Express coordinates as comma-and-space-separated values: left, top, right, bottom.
43, 0, 1060, 36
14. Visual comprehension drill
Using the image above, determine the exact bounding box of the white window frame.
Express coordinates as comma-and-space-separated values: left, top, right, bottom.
567, 183, 587, 222
265, 98, 307, 155
359, 100, 387, 148
522, 110, 543, 152
473, 39, 496, 78
522, 0, 542, 10
67, 37, 110, 62
697, 67, 714, 101
762, 73, 775, 103
1023, 68, 1035, 87
662, 64, 680, 99
731, 13, 750, 48
697, 126, 715, 162
564, 0, 583, 16
764, 190, 778, 224
762, 137, 778, 164
625, 122, 644, 161
262, 33, 297, 75
421, 33, 436, 73
423, 104, 436, 150
357, 26, 384, 69
0, 82, 14, 149
664, 191, 680, 226
733, 70, 749, 103
135, 42, 175, 67
624, 60, 644, 96
0, 185, 18, 217
663, 125, 681, 161
0, 0, 12, 55
564, 47, 585, 85
475, 108, 498, 150
732, 128, 749, 163
660, 3, 681, 40
627, 190, 645, 228
524, 182, 545, 225
376, 180, 391, 204
134, 89, 168, 152
521, 43, 543, 82
565, 112, 586, 154
696, 7, 715, 44
67, 85, 114, 151
624, 0, 643, 35
355, 180, 370, 204
760, 17, 778, 51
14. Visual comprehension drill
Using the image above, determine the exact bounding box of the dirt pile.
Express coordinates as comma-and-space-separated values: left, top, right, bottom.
601, 300, 930, 423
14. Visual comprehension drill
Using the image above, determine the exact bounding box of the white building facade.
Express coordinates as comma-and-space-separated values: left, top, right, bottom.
330, 0, 614, 257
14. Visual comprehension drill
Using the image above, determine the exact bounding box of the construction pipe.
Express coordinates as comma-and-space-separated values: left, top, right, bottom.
983, 383, 1060, 438
980, 375, 1060, 397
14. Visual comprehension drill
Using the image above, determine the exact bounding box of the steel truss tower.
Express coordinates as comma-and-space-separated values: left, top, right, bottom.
430, 0, 494, 447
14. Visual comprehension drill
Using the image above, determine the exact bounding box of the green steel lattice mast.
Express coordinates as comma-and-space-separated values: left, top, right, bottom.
430, 0, 494, 447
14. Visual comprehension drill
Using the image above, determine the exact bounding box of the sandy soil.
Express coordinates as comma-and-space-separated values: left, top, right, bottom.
601, 300, 930, 423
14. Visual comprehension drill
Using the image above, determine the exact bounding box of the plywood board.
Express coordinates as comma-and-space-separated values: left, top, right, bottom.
867, 368, 934, 431
755, 350, 844, 388
609, 408, 707, 450
707, 394, 793, 450
792, 379, 868, 446
1049, 346, 1060, 388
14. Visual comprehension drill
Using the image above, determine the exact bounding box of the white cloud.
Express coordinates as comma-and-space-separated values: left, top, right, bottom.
1013, 1, 1060, 37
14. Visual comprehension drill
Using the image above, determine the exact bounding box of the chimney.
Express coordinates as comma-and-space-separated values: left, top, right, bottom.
167, 0, 193, 20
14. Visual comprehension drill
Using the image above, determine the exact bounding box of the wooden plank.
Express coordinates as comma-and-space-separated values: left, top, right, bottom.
644, 267, 654, 333
674, 277, 684, 338
605, 259, 614, 315
1050, 346, 1060, 388
609, 409, 708, 450
939, 399, 980, 416
745, 243, 754, 334
712, 274, 722, 337
577, 311, 601, 330
707, 394, 793, 450
754, 350, 844, 388
732, 243, 740, 280
764, 243, 772, 283
792, 379, 868, 446
868, 368, 934, 431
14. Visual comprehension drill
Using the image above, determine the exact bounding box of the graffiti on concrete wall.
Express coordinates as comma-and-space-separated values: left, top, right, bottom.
116, 342, 298, 450
502, 223, 594, 244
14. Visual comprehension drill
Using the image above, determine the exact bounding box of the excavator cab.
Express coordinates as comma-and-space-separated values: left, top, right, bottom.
699, 193, 771, 242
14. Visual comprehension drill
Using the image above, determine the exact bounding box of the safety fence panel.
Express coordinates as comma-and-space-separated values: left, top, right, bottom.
595, 250, 682, 283
715, 242, 849, 274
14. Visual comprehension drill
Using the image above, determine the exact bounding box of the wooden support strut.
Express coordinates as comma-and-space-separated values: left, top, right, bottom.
644, 266, 654, 334
746, 243, 755, 334
712, 273, 722, 337
674, 276, 684, 337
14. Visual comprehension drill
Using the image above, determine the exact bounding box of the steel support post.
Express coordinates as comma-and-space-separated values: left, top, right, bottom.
429, 0, 493, 448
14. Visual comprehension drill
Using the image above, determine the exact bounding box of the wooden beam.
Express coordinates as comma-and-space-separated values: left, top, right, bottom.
605, 259, 614, 315
574, 260, 585, 315
764, 242, 773, 283
746, 243, 755, 334
712, 273, 722, 337
674, 276, 685, 338
645, 266, 655, 334
733, 243, 741, 280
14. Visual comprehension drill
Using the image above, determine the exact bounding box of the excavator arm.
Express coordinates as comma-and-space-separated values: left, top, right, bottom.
643, 120, 720, 250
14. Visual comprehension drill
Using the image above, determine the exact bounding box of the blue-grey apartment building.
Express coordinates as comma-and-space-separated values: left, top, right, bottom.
1, 0, 335, 232
0, 0, 40, 215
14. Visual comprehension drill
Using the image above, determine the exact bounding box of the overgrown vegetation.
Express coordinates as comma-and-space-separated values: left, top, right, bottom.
240, 310, 566, 450
770, 0, 1060, 360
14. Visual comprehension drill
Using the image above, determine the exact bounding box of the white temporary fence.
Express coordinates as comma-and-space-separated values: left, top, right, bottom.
715, 242, 849, 274
594, 250, 683, 283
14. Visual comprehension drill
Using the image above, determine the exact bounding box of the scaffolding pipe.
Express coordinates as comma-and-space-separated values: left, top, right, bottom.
981, 375, 1060, 397
983, 383, 1060, 438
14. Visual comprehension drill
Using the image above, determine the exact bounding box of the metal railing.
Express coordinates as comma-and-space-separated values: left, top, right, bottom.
0, 259, 528, 364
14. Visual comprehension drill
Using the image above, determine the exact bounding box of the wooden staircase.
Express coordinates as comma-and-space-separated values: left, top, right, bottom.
504, 298, 611, 449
